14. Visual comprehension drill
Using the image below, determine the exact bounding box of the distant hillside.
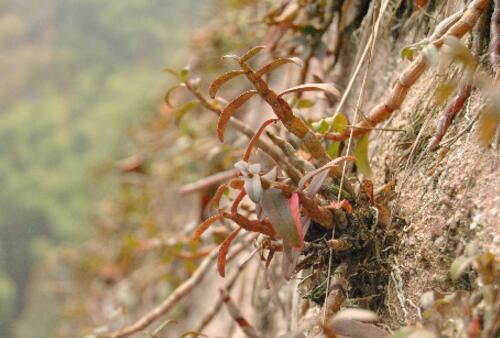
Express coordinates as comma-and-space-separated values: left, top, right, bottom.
0, 0, 206, 336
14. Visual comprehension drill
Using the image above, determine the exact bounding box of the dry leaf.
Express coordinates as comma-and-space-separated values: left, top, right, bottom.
240, 46, 266, 62
243, 118, 278, 161
278, 83, 341, 98
217, 228, 241, 277
192, 214, 223, 241
217, 90, 258, 141
478, 107, 499, 145
256, 57, 303, 76
209, 70, 245, 98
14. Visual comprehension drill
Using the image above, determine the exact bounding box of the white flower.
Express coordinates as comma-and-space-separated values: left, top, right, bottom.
234, 160, 262, 203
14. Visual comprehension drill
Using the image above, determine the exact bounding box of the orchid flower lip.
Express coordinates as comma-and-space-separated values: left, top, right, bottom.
234, 160, 261, 177
235, 160, 263, 203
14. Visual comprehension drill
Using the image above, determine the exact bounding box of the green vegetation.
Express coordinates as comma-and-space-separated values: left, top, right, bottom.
0, 1, 206, 336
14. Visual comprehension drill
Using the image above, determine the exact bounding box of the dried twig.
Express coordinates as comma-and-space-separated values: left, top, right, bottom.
105, 237, 254, 338
180, 169, 239, 194
220, 288, 263, 338
427, 83, 472, 150
440, 108, 482, 146
397, 97, 434, 199
195, 247, 259, 333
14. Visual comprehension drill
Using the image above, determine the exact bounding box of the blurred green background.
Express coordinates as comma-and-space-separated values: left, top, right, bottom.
0, 0, 206, 336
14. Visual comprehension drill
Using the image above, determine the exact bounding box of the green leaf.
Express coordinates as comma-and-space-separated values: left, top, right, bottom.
354, 134, 373, 178
296, 98, 315, 109
240, 45, 265, 62
327, 141, 341, 158
179, 65, 191, 82
300, 25, 320, 36
163, 67, 179, 78
450, 255, 475, 281
164, 84, 185, 106
330, 112, 348, 132
174, 100, 199, 126
312, 119, 329, 134
325, 113, 347, 158
401, 47, 415, 61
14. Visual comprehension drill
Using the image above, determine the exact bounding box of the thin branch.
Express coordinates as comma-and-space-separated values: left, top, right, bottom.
105, 237, 254, 338
220, 288, 263, 338
180, 169, 239, 194
440, 106, 482, 147
427, 83, 472, 150
195, 246, 259, 333
346, 125, 405, 132
396, 97, 435, 204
